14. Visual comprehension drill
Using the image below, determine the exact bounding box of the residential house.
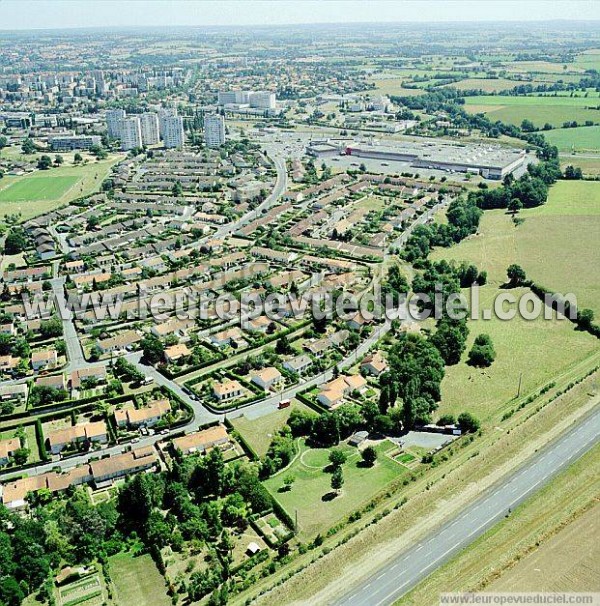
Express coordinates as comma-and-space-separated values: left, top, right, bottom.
31, 349, 58, 371
96, 330, 141, 354
212, 380, 243, 402
283, 354, 312, 375
360, 352, 388, 376
317, 374, 368, 409
46, 421, 108, 455
70, 366, 107, 390
0, 438, 20, 466
251, 367, 282, 391
171, 424, 229, 455
115, 399, 171, 429
164, 343, 191, 364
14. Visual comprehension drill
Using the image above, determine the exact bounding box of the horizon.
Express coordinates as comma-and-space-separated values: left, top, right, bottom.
1, 0, 599, 31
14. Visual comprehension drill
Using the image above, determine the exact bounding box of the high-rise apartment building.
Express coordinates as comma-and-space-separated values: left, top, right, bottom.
204, 113, 226, 148
119, 116, 142, 151
106, 108, 126, 139
140, 112, 160, 145
162, 115, 185, 149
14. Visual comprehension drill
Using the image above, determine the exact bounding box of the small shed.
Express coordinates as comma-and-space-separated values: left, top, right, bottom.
348, 430, 369, 447
246, 541, 261, 556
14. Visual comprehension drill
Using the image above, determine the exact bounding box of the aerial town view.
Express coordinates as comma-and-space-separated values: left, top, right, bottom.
0, 1, 598, 605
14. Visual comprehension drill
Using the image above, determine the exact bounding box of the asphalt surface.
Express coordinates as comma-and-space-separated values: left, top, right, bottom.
335, 403, 600, 606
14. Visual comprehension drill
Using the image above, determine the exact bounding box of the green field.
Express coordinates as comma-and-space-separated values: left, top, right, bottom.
544, 125, 600, 152
109, 553, 170, 606
0, 175, 79, 202
264, 440, 407, 540
560, 155, 600, 177
0, 155, 122, 221
464, 95, 600, 128
430, 181, 600, 422
231, 400, 314, 457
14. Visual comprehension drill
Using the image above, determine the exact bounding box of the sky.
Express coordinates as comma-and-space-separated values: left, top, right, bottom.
0, 0, 599, 30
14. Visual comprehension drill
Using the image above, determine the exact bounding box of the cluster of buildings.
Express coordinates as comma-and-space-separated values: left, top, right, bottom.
217, 89, 277, 110
106, 107, 185, 150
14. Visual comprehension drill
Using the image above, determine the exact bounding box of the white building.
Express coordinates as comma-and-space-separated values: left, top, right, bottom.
119, 116, 142, 151
158, 107, 178, 139
105, 108, 125, 139
162, 115, 185, 149
204, 113, 225, 148
140, 112, 160, 145
249, 91, 276, 110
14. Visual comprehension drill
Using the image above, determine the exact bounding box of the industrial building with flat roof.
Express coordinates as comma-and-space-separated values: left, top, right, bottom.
307, 138, 528, 180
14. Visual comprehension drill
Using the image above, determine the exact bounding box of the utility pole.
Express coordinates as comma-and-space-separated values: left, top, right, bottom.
516, 373, 523, 398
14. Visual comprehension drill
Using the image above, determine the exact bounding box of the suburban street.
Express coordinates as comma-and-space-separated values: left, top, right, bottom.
334, 402, 600, 606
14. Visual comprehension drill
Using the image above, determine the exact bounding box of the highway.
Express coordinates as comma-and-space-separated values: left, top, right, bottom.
335, 403, 600, 606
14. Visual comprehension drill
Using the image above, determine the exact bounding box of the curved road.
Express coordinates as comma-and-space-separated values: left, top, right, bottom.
335, 402, 600, 606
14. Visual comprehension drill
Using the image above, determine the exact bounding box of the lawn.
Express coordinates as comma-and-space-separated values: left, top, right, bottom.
0, 176, 79, 202
545, 125, 600, 152
108, 552, 170, 606
230, 399, 314, 457
0, 155, 122, 221
429, 181, 600, 422
464, 95, 600, 128
264, 440, 408, 540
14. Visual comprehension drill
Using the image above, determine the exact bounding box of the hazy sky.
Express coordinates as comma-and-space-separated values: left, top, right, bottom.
0, 0, 599, 30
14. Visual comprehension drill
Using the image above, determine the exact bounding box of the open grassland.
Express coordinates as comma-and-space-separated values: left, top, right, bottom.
264, 440, 407, 540
0, 155, 121, 220
464, 95, 600, 128
560, 155, 600, 177
109, 553, 170, 606
573, 48, 600, 71
395, 442, 600, 606
430, 181, 600, 421
444, 78, 530, 92
230, 400, 314, 457
545, 125, 600, 152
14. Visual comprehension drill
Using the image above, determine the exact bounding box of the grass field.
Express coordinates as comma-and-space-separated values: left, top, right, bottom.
0, 175, 79, 202
544, 125, 600, 152
109, 553, 170, 606
231, 400, 314, 457
264, 440, 407, 540
430, 181, 600, 422
560, 155, 600, 177
444, 78, 530, 92
464, 95, 600, 128
0, 155, 122, 221
395, 442, 600, 605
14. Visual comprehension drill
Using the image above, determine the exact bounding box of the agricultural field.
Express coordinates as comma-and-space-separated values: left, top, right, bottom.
430, 181, 600, 422
444, 78, 530, 92
0, 155, 121, 220
230, 399, 314, 457
463, 95, 600, 128
108, 553, 170, 606
544, 125, 600, 152
263, 440, 408, 540
560, 155, 600, 177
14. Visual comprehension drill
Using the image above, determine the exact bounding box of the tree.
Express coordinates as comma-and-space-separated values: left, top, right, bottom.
520, 119, 536, 132
0, 135, 7, 149
4, 229, 28, 254
73, 152, 83, 163
506, 264, 527, 287
54, 154, 64, 165
468, 333, 496, 367
21, 138, 36, 154
457, 412, 480, 433
37, 155, 53, 170
331, 466, 344, 494
508, 197, 523, 215
172, 181, 183, 196
328, 448, 347, 469
282, 474, 295, 491
140, 334, 165, 364
275, 334, 293, 355
577, 308, 595, 331
86, 214, 100, 230
13, 447, 29, 465
564, 165, 583, 180
361, 445, 377, 467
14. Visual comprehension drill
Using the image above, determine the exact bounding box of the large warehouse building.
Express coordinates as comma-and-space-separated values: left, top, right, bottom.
307, 138, 527, 180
